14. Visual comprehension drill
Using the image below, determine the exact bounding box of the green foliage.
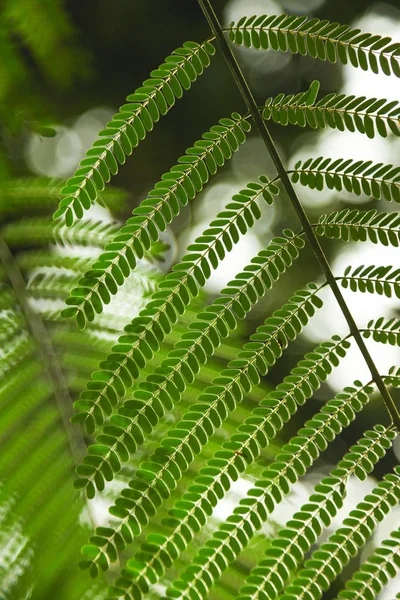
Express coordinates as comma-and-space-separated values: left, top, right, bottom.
2, 5, 400, 600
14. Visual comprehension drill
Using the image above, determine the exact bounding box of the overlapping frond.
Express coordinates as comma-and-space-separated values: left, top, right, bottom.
63, 113, 252, 329
234, 429, 398, 600
277, 467, 400, 600
292, 157, 400, 202
72, 230, 303, 435
53, 40, 216, 226
263, 88, 400, 139
113, 378, 376, 600
228, 14, 400, 77
334, 527, 400, 600
80, 333, 350, 578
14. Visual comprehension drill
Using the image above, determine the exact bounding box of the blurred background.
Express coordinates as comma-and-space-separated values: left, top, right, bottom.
1, 0, 400, 599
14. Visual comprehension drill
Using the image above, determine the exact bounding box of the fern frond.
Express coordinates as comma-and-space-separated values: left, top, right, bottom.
292, 157, 400, 203
3, 217, 120, 249
263, 88, 400, 139
334, 527, 400, 600
277, 466, 400, 600
0, 176, 127, 216
315, 209, 400, 247
340, 265, 400, 298
228, 14, 400, 77
114, 378, 375, 600
53, 40, 216, 225
81, 332, 349, 577
72, 231, 303, 435
63, 113, 252, 328
234, 427, 398, 600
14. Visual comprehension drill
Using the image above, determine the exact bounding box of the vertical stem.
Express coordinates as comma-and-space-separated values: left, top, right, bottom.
0, 235, 87, 464
197, 0, 400, 429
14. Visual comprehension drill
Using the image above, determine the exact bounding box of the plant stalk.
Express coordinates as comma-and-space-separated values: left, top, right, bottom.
0, 235, 88, 464
197, 0, 400, 429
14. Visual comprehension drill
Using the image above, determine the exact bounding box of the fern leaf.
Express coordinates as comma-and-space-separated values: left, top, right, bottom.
292, 157, 400, 202
315, 209, 400, 246
63, 113, 252, 328
263, 88, 400, 139
277, 466, 400, 600
340, 265, 400, 298
113, 378, 375, 600
228, 14, 400, 77
72, 231, 303, 436
3, 217, 120, 249
334, 527, 400, 600
53, 40, 216, 225
0, 176, 127, 216
234, 427, 397, 600
81, 332, 349, 577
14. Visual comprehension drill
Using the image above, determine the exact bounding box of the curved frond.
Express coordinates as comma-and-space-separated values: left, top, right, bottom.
113, 378, 375, 600
334, 527, 400, 600
340, 264, 400, 298
72, 231, 303, 435
234, 427, 398, 600
228, 14, 400, 77
63, 113, 252, 328
53, 40, 216, 225
263, 88, 400, 139
292, 157, 400, 203
314, 209, 400, 247
81, 332, 350, 578
277, 466, 400, 600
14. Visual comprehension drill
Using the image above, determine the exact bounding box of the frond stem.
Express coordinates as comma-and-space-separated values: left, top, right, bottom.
0, 235, 87, 465
197, 0, 400, 430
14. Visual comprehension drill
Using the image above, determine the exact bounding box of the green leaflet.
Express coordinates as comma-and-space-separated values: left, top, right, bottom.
82, 331, 350, 578
75, 232, 305, 494
63, 113, 252, 330
3, 217, 120, 249
53, 40, 215, 226
263, 88, 400, 139
112, 377, 376, 600
314, 208, 400, 247
340, 265, 400, 299
229, 14, 400, 77
334, 526, 400, 600
70, 175, 279, 432
292, 157, 400, 203
234, 430, 399, 600
278, 466, 400, 600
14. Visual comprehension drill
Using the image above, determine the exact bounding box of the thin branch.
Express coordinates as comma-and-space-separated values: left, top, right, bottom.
0, 235, 87, 464
197, 0, 400, 429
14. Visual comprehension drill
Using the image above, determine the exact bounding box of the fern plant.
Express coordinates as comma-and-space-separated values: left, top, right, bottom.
2, 2, 400, 600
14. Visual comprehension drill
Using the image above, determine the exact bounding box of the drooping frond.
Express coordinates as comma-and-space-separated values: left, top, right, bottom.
340, 265, 400, 298
334, 526, 400, 600
314, 209, 400, 247
72, 230, 303, 435
63, 113, 252, 328
234, 429, 398, 600
81, 332, 350, 578
277, 467, 400, 600
291, 157, 400, 203
113, 378, 376, 600
263, 88, 400, 139
53, 41, 216, 226
228, 14, 400, 77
